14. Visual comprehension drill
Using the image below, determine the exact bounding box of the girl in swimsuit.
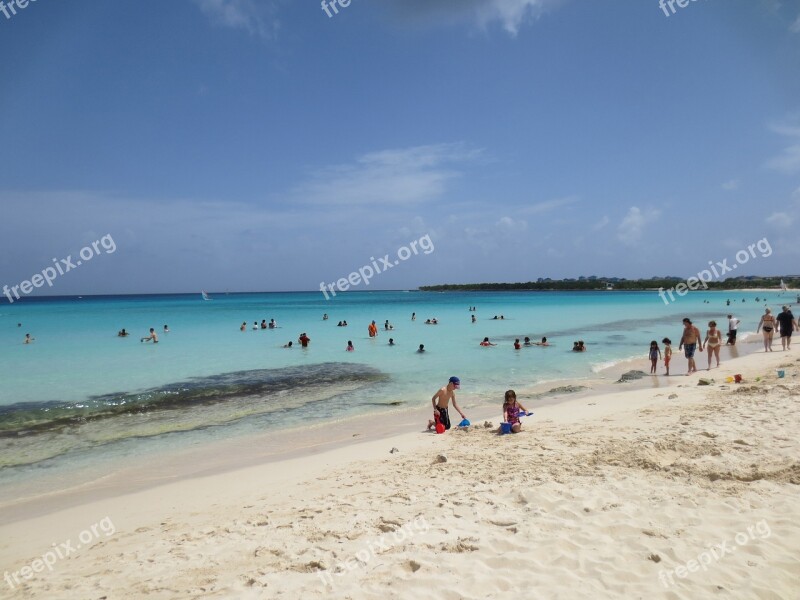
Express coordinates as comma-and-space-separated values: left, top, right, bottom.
662, 338, 672, 376
502, 390, 530, 434
757, 308, 776, 352
648, 340, 662, 374
704, 321, 722, 370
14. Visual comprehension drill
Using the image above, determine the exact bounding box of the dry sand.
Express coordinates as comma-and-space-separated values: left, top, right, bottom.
1, 350, 798, 599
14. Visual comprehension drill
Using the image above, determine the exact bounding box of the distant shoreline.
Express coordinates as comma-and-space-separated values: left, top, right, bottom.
419, 276, 798, 293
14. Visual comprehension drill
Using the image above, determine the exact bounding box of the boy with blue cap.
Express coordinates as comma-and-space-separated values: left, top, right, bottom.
427, 376, 467, 431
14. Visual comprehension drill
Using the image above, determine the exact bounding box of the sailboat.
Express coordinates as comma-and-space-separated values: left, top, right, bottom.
780, 279, 788, 293
201, 290, 211, 301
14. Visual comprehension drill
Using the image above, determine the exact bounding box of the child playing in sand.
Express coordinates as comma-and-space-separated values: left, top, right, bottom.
648, 340, 662, 374
662, 338, 672, 376
502, 390, 529, 434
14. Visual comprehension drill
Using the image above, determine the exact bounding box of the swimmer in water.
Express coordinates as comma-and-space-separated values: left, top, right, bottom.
141, 328, 158, 343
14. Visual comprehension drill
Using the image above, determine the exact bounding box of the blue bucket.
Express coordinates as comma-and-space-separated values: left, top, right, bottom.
500, 422, 512, 434
458, 418, 471, 427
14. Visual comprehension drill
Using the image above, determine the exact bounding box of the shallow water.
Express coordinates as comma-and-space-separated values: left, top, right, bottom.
0, 289, 783, 484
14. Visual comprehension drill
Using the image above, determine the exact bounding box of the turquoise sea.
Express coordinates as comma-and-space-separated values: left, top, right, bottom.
0, 289, 789, 494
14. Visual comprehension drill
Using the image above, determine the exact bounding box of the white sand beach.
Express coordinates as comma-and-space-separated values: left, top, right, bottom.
1, 348, 798, 599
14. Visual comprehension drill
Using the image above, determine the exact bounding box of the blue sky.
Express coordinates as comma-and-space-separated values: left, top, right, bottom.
1, 0, 799, 295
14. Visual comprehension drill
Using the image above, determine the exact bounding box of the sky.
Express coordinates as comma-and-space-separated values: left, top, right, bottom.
1, 0, 799, 295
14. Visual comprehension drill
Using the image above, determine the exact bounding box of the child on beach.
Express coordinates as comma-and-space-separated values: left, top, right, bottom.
649, 340, 662, 374
662, 338, 672, 376
502, 390, 530, 434
427, 377, 467, 431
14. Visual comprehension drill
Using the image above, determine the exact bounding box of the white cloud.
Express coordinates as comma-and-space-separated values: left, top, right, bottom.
475, 0, 561, 35
766, 145, 800, 173
617, 206, 660, 246
722, 179, 740, 191
193, 0, 278, 39
592, 216, 610, 231
519, 196, 578, 215
495, 216, 528, 232
293, 143, 481, 206
766, 212, 795, 228
766, 116, 800, 173
791, 15, 800, 33
385, 0, 562, 36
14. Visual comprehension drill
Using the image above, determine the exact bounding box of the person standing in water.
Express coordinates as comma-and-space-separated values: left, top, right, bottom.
141, 328, 158, 343
662, 338, 672, 376
648, 341, 661, 374
726, 314, 740, 345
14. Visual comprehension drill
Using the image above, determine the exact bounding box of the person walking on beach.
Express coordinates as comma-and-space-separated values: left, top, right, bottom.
648, 341, 662, 374
427, 376, 467, 431
704, 321, 723, 370
662, 338, 672, 376
776, 306, 797, 350
678, 318, 702, 375
756, 308, 776, 352
726, 314, 740, 345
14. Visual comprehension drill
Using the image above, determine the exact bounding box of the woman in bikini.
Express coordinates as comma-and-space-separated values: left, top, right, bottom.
704, 321, 723, 370
502, 390, 530, 434
757, 308, 776, 352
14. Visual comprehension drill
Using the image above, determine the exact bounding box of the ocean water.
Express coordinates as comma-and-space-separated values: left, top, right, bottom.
0, 289, 787, 486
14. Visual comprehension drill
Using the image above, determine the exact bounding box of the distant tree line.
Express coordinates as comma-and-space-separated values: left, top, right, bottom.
419, 276, 800, 292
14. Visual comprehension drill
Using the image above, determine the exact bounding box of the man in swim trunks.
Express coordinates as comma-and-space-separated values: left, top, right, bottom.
776, 306, 797, 350
726, 314, 740, 345
427, 376, 467, 431
678, 318, 702, 375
